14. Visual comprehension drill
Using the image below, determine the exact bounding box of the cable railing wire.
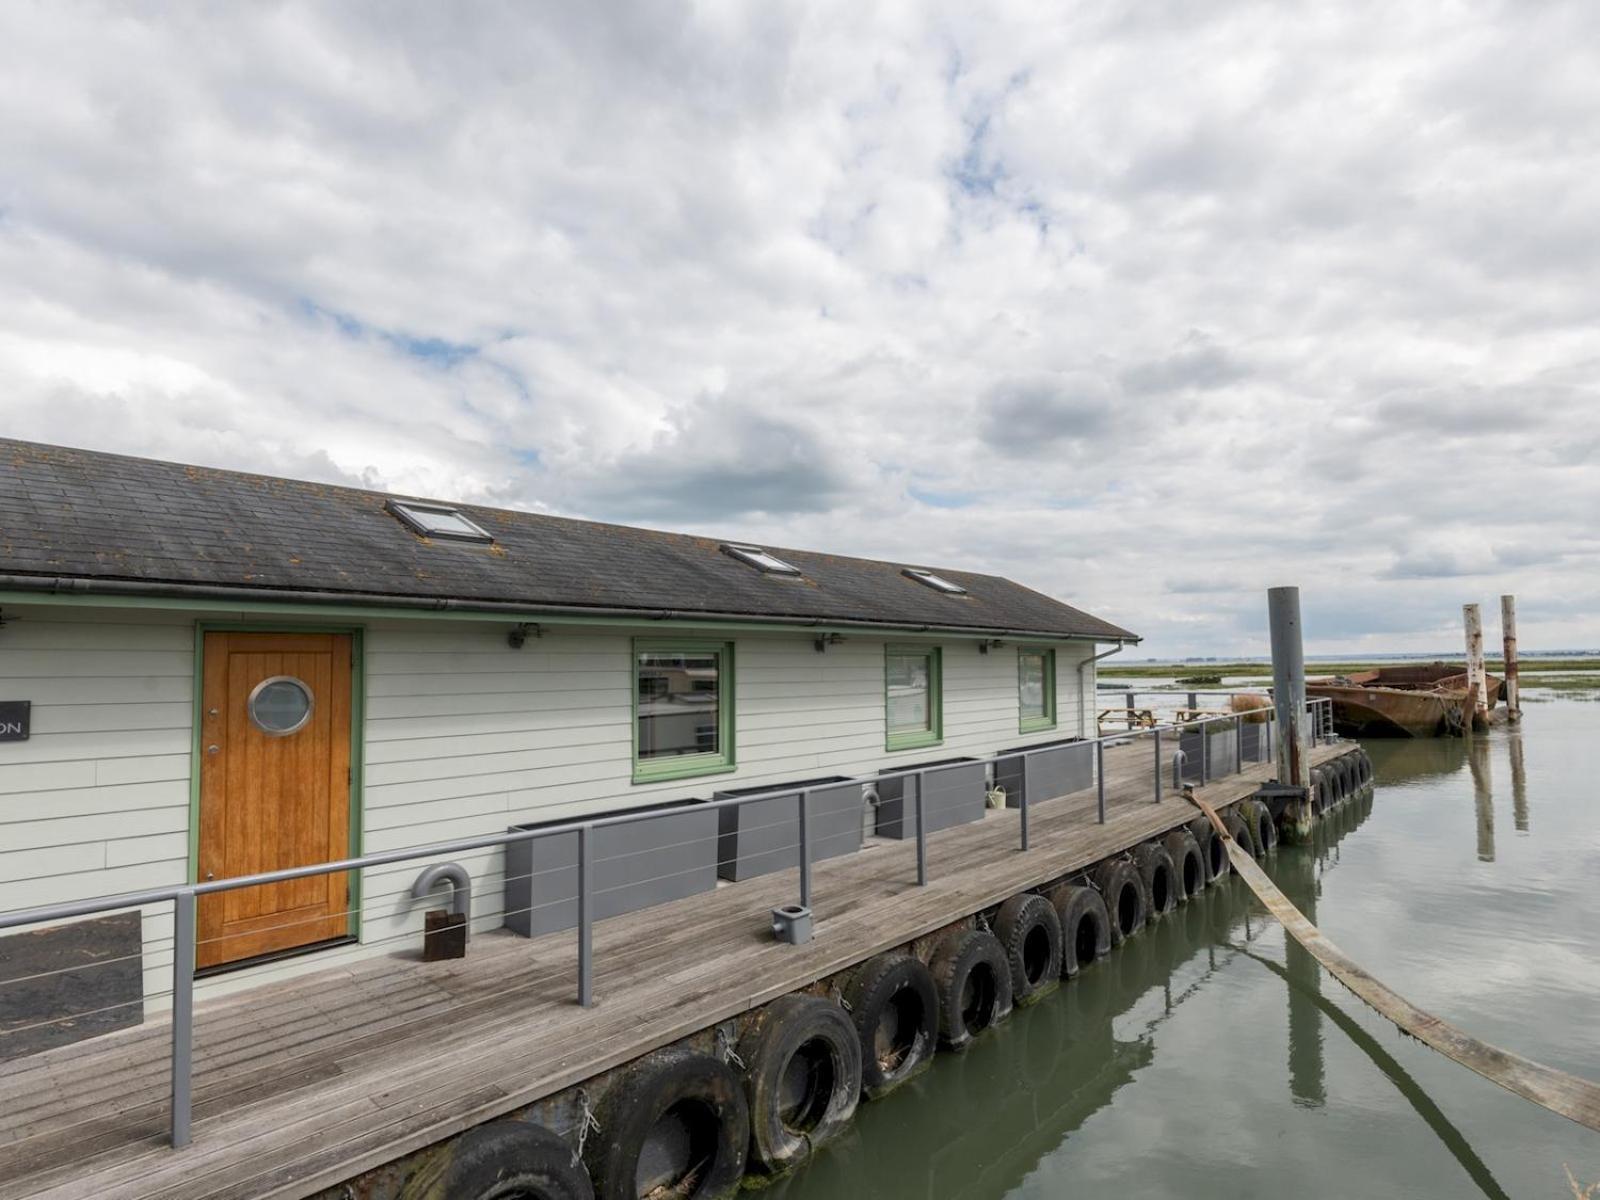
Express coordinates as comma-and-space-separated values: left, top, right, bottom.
0, 693, 1331, 1155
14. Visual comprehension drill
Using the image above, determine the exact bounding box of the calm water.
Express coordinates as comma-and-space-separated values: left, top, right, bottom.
772, 686, 1600, 1198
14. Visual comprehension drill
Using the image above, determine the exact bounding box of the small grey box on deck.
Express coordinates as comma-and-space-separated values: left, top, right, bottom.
992, 737, 1092, 808
504, 799, 716, 938
875, 758, 987, 839
712, 776, 862, 881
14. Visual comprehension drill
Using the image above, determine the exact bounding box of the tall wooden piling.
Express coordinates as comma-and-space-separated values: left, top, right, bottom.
1463, 603, 1488, 724
1268, 586, 1313, 840
1500, 594, 1520, 720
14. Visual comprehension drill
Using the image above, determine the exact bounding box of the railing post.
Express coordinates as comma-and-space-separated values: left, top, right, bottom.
577, 824, 593, 1008
1153, 728, 1163, 804
1095, 740, 1106, 823
1019, 766, 1030, 852
1235, 715, 1243, 775
914, 772, 928, 885
171, 889, 195, 1149
798, 790, 812, 909
1187, 690, 1198, 712
1199, 720, 1209, 785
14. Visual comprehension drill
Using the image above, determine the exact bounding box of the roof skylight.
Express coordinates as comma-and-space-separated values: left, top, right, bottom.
387, 499, 494, 544
903, 568, 968, 595
721, 543, 801, 575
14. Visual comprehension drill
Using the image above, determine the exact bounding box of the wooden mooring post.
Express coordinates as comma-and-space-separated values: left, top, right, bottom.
1500, 594, 1521, 720
1463, 603, 1488, 726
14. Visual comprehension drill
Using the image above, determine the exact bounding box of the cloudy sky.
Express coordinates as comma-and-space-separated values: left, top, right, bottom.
2, 2, 1597, 658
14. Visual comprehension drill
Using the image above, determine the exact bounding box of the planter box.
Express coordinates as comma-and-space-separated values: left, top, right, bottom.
712, 776, 862, 881
1240, 720, 1269, 764
875, 758, 987, 840
504, 798, 716, 938
992, 737, 1092, 809
1208, 727, 1238, 776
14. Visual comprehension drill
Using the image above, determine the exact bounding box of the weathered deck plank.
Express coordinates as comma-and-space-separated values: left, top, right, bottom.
0, 739, 1357, 1200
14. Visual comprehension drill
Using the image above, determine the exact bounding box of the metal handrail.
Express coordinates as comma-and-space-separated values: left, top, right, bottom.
0, 694, 1330, 1149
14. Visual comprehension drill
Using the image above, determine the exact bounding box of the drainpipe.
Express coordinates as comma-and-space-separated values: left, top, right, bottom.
1078, 643, 1125, 738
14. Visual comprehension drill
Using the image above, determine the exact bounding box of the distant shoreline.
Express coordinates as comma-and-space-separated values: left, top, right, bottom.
1099, 657, 1600, 678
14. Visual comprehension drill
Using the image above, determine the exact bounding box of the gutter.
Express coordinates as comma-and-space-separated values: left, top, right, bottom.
0, 572, 1140, 646
1078, 642, 1125, 737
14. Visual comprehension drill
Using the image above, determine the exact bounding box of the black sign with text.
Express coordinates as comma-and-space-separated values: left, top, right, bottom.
0, 701, 30, 742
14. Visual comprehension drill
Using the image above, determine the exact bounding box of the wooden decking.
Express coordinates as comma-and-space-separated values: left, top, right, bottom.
0, 739, 1357, 1200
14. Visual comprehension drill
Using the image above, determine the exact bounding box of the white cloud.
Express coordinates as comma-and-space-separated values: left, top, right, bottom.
1, 1, 1597, 656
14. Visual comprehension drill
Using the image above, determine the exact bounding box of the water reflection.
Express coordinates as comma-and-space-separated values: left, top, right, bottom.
1468, 736, 1495, 862
1508, 732, 1529, 833
772, 794, 1377, 1200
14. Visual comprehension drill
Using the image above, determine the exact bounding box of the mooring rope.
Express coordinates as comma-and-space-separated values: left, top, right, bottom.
1188, 789, 1600, 1134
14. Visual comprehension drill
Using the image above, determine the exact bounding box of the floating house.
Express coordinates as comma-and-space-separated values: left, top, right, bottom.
0, 437, 1136, 1032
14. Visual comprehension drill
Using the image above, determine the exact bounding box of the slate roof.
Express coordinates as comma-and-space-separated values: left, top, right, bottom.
0, 439, 1137, 642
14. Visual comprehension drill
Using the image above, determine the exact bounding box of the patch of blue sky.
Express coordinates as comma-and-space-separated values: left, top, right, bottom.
909, 486, 976, 509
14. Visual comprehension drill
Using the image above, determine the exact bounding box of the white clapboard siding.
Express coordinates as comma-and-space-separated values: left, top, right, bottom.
0, 606, 1103, 1005
352, 624, 1097, 966
0, 606, 194, 1000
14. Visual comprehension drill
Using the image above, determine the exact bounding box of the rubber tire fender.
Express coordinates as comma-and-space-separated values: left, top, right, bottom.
1092, 858, 1147, 945
930, 928, 1013, 1051
1248, 799, 1278, 852
400, 1120, 592, 1200
1309, 767, 1328, 816
1332, 757, 1352, 802
737, 993, 861, 1175
842, 952, 939, 1101
1223, 807, 1254, 859
994, 892, 1062, 1006
1162, 829, 1205, 903
1131, 842, 1178, 921
584, 1046, 748, 1200
1189, 817, 1228, 885
1048, 883, 1110, 978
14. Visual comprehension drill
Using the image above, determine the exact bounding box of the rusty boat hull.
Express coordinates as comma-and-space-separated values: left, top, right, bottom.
1308, 663, 1503, 738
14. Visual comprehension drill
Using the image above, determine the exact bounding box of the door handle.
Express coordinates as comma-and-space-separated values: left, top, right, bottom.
205, 872, 215, 881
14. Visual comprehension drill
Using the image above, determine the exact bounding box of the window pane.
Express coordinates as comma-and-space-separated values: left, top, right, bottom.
417, 510, 483, 536
637, 651, 722, 760
1019, 652, 1048, 719
887, 653, 931, 733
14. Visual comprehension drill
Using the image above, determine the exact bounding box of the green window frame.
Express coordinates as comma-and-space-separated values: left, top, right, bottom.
885, 644, 943, 751
1018, 647, 1057, 733
632, 639, 737, 783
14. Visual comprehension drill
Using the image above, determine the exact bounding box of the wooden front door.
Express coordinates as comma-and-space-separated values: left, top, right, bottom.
198, 632, 353, 969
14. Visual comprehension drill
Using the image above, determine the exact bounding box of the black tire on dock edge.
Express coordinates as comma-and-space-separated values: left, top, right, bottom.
930, 928, 1013, 1051
1092, 858, 1147, 945
1309, 767, 1328, 816
1242, 799, 1274, 853
1049, 883, 1111, 978
737, 994, 861, 1175
1189, 818, 1228, 884
1333, 757, 1353, 803
994, 893, 1063, 1006
1162, 830, 1205, 902
1223, 808, 1254, 859
585, 1046, 748, 1200
843, 952, 939, 1101
1132, 842, 1178, 921
401, 1119, 593, 1200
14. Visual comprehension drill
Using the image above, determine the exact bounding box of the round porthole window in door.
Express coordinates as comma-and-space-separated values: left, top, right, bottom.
248, 676, 314, 736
